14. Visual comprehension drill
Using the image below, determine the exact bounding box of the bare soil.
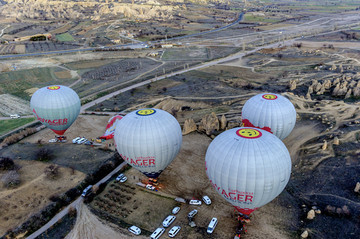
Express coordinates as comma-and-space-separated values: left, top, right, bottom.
0, 160, 85, 236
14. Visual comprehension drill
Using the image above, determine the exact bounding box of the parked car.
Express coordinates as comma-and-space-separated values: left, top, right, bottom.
128, 225, 141, 235
172, 206, 180, 215
49, 138, 57, 143
207, 218, 218, 234
77, 137, 87, 144
188, 209, 198, 219
116, 173, 124, 181
162, 215, 176, 228
150, 227, 165, 239
72, 137, 81, 144
10, 114, 20, 119
146, 184, 156, 191
84, 141, 93, 145
81, 185, 93, 197
119, 175, 127, 183
168, 225, 181, 238
202, 195, 211, 205
189, 200, 202, 206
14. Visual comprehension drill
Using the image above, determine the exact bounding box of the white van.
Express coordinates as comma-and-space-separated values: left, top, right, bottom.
150, 227, 165, 239
207, 217, 218, 234
81, 185, 93, 197
162, 215, 176, 228
10, 114, 20, 119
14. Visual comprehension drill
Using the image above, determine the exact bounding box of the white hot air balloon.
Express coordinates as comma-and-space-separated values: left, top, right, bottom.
114, 108, 182, 178
205, 127, 291, 215
241, 93, 296, 140
30, 85, 80, 135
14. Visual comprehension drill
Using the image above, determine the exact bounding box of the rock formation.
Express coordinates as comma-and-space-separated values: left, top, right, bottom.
354, 182, 360, 193
322, 140, 327, 150
301, 230, 309, 238
307, 209, 315, 220
198, 112, 219, 135
219, 115, 227, 130
182, 118, 197, 135
289, 80, 297, 90
345, 89, 352, 99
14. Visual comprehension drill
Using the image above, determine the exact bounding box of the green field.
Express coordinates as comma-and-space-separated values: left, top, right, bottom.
244, 14, 280, 23
56, 33, 75, 42
0, 118, 35, 135
0, 67, 75, 100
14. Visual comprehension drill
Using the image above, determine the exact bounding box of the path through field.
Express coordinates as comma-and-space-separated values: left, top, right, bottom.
65, 203, 147, 239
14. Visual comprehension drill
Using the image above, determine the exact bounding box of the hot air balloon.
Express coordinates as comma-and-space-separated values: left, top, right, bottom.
30, 85, 80, 135
205, 127, 291, 215
114, 108, 182, 178
241, 93, 296, 140
99, 115, 123, 140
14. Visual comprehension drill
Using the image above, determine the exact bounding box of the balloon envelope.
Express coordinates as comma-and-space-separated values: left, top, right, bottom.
205, 127, 291, 215
114, 108, 182, 178
241, 93, 296, 140
100, 115, 123, 140
30, 85, 80, 135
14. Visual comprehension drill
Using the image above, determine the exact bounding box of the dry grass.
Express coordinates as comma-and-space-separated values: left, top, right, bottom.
0, 160, 85, 235
54, 70, 72, 79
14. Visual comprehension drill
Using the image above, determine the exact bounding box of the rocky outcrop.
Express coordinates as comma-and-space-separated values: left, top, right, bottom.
0, 0, 187, 20
323, 79, 332, 89
325, 205, 351, 217
301, 230, 309, 238
354, 182, 360, 193
182, 118, 197, 135
219, 115, 227, 130
353, 87, 360, 97
345, 89, 352, 99
330, 64, 337, 71
289, 80, 297, 90
322, 140, 327, 150
307, 209, 315, 220
198, 112, 219, 135
307, 74, 359, 99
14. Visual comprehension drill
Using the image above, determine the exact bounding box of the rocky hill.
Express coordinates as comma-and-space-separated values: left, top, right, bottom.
0, 0, 229, 20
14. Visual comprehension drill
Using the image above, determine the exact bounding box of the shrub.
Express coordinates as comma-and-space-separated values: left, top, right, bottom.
36, 148, 54, 161
0, 157, 15, 170
68, 206, 77, 218
1, 170, 21, 188
44, 164, 60, 179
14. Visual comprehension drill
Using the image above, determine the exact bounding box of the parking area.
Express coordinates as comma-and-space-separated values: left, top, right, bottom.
89, 164, 236, 238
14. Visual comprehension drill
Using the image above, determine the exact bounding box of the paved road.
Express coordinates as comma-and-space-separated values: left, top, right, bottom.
80, 38, 297, 113
26, 161, 127, 239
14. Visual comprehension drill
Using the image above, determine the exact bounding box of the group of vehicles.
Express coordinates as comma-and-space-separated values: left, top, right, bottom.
189, 195, 211, 206
122, 179, 216, 238
115, 173, 127, 183
71, 136, 100, 145
10, 114, 21, 119
48, 135, 67, 143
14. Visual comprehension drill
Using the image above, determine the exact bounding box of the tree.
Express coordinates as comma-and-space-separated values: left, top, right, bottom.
36, 148, 53, 161
0, 157, 14, 170
44, 164, 60, 179
1, 170, 20, 188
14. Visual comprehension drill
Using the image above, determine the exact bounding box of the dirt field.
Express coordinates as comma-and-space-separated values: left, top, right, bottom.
0, 94, 31, 116
0, 160, 85, 236
65, 203, 147, 239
